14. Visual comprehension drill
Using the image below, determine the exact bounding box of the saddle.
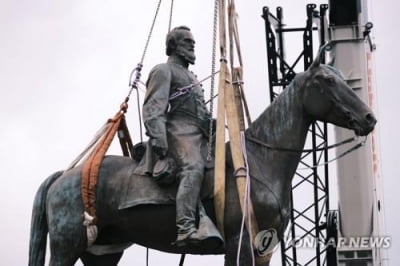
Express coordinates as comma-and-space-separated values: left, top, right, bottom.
118, 159, 214, 210
119, 139, 215, 209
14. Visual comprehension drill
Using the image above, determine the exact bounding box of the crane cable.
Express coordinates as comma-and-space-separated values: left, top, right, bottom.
127, 0, 163, 143
168, 0, 174, 32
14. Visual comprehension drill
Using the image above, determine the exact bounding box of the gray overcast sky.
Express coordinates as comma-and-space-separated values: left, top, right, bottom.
0, 0, 398, 265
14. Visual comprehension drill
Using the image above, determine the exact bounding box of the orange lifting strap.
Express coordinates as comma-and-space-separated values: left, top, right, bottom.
81, 103, 131, 223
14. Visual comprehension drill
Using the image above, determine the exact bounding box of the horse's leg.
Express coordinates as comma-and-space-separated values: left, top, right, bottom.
224, 234, 254, 266
255, 254, 272, 266
47, 176, 87, 266
47, 214, 87, 266
80, 252, 123, 266
224, 234, 272, 266
48, 231, 86, 266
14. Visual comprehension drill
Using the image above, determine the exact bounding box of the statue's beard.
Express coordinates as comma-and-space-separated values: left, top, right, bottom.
176, 46, 196, 65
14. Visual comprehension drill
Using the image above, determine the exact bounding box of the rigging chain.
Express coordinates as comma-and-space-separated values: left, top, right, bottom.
207, 0, 219, 161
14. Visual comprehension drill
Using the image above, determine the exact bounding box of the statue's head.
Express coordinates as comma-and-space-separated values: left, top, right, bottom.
166, 26, 196, 65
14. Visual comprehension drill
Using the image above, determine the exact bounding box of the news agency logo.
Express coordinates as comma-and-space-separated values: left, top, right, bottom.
255, 229, 280, 256
283, 236, 391, 249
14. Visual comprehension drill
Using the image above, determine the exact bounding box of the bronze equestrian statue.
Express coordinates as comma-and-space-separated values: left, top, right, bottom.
29, 44, 376, 265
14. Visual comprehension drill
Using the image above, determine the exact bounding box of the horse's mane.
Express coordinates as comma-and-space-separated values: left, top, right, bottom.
323, 64, 345, 79
246, 64, 344, 142
245, 71, 307, 144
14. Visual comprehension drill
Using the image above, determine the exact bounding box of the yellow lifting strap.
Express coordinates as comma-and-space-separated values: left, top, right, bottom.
214, 0, 259, 242
214, 61, 227, 238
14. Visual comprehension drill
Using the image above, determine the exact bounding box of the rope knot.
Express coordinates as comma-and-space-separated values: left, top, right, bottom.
82, 212, 98, 246
82, 211, 97, 226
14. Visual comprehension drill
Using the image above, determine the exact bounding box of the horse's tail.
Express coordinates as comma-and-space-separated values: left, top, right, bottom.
29, 171, 64, 266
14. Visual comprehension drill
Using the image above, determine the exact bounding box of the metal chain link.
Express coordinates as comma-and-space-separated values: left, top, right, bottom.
207, 0, 219, 161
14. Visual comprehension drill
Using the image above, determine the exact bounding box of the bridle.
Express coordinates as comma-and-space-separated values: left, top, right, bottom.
246, 134, 367, 169
246, 134, 357, 153
244, 65, 367, 168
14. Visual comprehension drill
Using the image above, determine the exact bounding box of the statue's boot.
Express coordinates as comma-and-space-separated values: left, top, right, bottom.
174, 172, 202, 247
174, 173, 224, 248
195, 201, 224, 249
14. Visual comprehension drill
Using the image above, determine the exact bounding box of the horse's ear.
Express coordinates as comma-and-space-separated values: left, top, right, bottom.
326, 47, 336, 66
310, 42, 332, 70
309, 54, 321, 70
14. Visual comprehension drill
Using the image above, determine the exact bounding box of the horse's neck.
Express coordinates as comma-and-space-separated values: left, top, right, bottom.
245, 79, 310, 189
247, 82, 309, 149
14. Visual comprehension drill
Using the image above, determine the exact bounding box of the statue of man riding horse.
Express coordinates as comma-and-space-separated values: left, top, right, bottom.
29, 24, 377, 266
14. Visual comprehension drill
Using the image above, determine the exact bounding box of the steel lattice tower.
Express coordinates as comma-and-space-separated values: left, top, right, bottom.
262, 4, 331, 265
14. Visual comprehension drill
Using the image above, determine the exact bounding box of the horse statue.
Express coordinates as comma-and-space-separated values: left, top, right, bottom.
29, 54, 376, 266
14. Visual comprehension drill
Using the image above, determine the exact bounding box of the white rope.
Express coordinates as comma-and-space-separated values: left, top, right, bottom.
66, 122, 110, 170
83, 211, 98, 246
236, 131, 255, 266
296, 137, 367, 170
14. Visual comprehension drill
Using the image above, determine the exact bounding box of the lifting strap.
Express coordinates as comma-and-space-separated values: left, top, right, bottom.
81, 103, 129, 223
214, 61, 227, 238
214, 0, 259, 252
214, 0, 227, 238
